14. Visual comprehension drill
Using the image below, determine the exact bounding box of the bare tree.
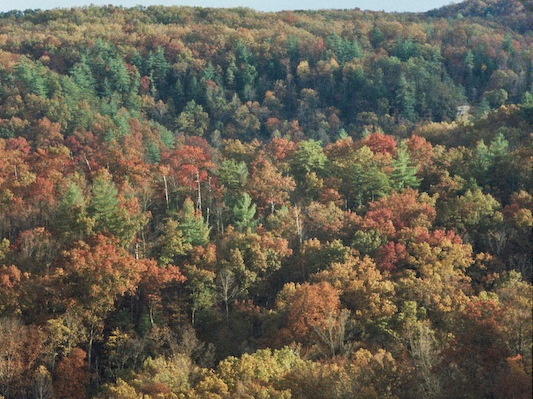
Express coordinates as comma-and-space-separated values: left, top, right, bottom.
216, 268, 240, 322
406, 322, 441, 398
313, 309, 355, 357
33, 366, 52, 399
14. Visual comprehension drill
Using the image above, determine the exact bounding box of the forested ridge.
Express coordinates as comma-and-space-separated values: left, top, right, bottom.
0, 0, 531, 398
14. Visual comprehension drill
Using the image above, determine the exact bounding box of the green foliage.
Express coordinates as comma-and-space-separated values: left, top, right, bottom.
232, 192, 258, 232
327, 34, 362, 65
218, 159, 248, 191
69, 58, 97, 99
157, 218, 193, 265
370, 25, 385, 48
0, 238, 10, 264
178, 198, 210, 246
146, 46, 170, 94
333, 146, 392, 208
88, 172, 143, 245
56, 181, 94, 240
290, 140, 328, 181
15, 58, 49, 98
392, 38, 421, 61
390, 142, 421, 191
521, 91, 533, 120
352, 230, 386, 256
396, 74, 417, 122
438, 188, 503, 251
176, 100, 210, 136
217, 347, 304, 393
89, 173, 121, 232
184, 264, 216, 322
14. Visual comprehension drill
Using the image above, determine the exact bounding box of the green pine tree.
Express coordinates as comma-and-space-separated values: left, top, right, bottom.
390, 142, 421, 191
232, 193, 258, 232
178, 198, 210, 246
89, 173, 121, 233
397, 74, 417, 121
157, 218, 192, 266
15, 58, 48, 98
89, 171, 142, 245
175, 100, 209, 136
56, 181, 94, 240
70, 56, 97, 99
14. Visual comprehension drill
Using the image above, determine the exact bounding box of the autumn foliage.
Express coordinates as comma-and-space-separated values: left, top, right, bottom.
0, 2, 531, 398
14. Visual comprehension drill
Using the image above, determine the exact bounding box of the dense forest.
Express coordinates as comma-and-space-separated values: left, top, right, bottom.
0, 0, 532, 397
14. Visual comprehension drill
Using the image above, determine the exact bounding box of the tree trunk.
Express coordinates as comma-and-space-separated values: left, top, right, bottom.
163, 174, 169, 209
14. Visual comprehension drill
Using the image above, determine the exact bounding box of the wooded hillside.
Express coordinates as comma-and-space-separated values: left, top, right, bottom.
0, 1, 531, 398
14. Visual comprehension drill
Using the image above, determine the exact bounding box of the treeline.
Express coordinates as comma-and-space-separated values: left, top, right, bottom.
0, 0, 531, 143
0, 1, 532, 398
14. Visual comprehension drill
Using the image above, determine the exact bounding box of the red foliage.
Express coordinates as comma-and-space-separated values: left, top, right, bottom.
324, 136, 356, 161
0, 265, 25, 314
360, 132, 396, 156
376, 242, 408, 272
139, 260, 187, 323
162, 143, 215, 189
139, 75, 151, 94
265, 117, 282, 134
405, 135, 433, 170
415, 228, 464, 246
32, 117, 63, 148
59, 234, 147, 317
141, 382, 171, 396
362, 189, 436, 239
265, 137, 296, 161
319, 187, 343, 206
0, 319, 44, 398
5, 136, 31, 154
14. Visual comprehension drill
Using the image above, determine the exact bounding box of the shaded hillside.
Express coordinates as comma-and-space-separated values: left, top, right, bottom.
426, 0, 532, 33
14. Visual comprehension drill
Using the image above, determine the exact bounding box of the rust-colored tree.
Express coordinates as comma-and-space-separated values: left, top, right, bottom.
53, 348, 89, 399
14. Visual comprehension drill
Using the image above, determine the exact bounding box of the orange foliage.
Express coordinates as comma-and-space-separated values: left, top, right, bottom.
285, 282, 341, 343
360, 132, 396, 156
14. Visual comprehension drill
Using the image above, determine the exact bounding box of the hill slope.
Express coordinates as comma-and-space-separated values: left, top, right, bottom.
0, 3, 531, 399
